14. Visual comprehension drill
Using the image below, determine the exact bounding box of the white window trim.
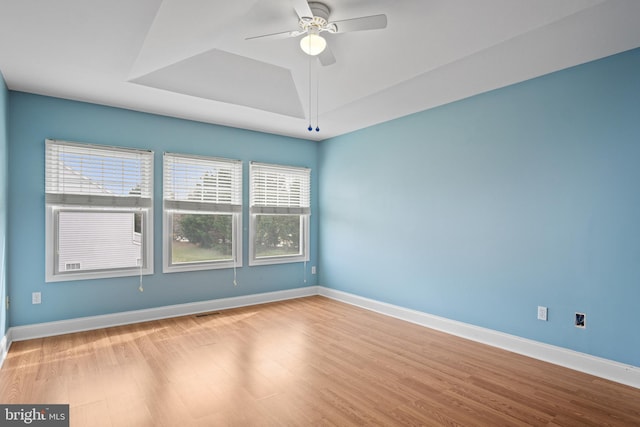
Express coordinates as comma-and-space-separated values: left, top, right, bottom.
162, 152, 243, 273
45, 139, 154, 282
249, 162, 311, 266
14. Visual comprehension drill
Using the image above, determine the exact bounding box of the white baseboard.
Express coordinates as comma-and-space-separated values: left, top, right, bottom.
5, 285, 638, 390
10, 286, 319, 342
318, 286, 640, 389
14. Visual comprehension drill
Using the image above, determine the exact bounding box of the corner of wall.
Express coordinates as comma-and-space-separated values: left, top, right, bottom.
0, 70, 9, 338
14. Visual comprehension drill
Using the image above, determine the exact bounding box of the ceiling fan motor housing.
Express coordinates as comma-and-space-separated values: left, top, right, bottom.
309, 2, 330, 20
299, 2, 333, 32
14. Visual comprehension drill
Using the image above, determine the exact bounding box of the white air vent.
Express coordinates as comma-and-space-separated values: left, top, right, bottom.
65, 262, 81, 271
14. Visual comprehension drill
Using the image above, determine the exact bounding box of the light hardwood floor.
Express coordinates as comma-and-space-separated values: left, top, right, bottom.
1, 296, 639, 426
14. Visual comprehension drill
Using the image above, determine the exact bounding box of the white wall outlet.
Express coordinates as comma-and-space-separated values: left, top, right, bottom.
537, 306, 548, 321
311, 266, 316, 275
32, 292, 41, 305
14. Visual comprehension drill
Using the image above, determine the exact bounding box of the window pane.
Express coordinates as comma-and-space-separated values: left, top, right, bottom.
255, 215, 301, 258
57, 210, 142, 272
46, 140, 153, 200
133, 212, 142, 244
172, 213, 232, 264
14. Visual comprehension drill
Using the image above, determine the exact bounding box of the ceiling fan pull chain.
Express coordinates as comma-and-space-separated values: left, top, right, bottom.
315, 60, 320, 132
308, 53, 313, 131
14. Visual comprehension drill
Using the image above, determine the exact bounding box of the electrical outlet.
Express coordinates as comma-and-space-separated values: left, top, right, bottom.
311, 266, 316, 275
32, 292, 41, 305
537, 306, 548, 321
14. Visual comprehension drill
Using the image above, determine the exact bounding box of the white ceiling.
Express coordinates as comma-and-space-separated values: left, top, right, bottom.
1, 0, 639, 141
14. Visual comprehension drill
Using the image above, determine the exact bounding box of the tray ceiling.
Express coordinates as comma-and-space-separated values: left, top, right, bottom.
1, 0, 639, 141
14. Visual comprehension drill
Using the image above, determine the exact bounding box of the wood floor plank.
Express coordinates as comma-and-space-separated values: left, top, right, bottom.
71, 400, 111, 427
1, 296, 639, 426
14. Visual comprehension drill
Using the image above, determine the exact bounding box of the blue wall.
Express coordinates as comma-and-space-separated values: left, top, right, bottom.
0, 73, 7, 336
7, 93, 318, 326
318, 47, 640, 367
5, 48, 640, 368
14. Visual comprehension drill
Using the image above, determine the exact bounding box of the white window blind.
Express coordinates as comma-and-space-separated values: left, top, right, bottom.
250, 162, 310, 215
163, 153, 242, 212
45, 139, 153, 208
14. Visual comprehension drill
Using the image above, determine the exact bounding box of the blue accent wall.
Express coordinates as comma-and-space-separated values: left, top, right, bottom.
0, 72, 7, 336
7, 93, 318, 326
318, 47, 640, 367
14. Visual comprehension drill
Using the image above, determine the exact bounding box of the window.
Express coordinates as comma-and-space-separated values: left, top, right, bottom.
249, 162, 310, 266
163, 153, 242, 272
45, 139, 153, 282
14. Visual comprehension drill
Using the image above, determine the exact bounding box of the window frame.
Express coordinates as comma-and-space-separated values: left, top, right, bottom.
249, 162, 311, 266
45, 139, 154, 282
163, 153, 243, 273
46, 206, 153, 281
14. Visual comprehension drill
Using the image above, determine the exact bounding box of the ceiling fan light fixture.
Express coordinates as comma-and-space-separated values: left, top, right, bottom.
300, 32, 326, 56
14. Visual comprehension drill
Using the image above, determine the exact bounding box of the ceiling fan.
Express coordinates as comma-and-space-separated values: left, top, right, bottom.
246, 0, 387, 66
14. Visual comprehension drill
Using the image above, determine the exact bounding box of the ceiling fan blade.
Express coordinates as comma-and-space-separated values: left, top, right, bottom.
246, 29, 302, 41
332, 14, 387, 33
292, 0, 313, 20
318, 45, 336, 66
